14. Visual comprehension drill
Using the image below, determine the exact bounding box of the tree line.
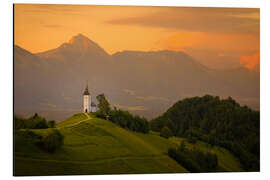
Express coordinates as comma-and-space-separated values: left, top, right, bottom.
14, 113, 63, 153
94, 93, 150, 133
14, 113, 55, 130
168, 141, 218, 172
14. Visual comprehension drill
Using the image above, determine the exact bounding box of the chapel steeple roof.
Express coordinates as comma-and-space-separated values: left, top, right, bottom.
83, 82, 90, 95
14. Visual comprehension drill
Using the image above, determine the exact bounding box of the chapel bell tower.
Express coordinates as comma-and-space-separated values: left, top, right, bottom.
83, 82, 91, 113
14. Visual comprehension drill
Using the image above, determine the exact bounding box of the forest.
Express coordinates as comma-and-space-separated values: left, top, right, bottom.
150, 95, 260, 171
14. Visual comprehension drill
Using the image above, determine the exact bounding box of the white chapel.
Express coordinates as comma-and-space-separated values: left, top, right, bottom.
83, 83, 97, 113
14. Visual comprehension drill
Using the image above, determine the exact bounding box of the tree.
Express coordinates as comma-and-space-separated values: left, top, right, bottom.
187, 134, 197, 144
150, 95, 260, 171
160, 126, 173, 139
47, 120, 56, 128
34, 118, 48, 129
165, 118, 176, 135
179, 140, 186, 151
14, 116, 25, 130
96, 94, 111, 116
33, 113, 39, 119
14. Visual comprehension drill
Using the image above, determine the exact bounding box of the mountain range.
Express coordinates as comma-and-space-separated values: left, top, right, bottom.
14, 34, 260, 121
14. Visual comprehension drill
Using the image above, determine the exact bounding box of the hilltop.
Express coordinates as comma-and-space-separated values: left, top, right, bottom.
14, 113, 243, 175
150, 95, 260, 171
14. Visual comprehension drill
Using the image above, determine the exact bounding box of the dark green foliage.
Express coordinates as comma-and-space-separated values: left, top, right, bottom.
168, 148, 201, 173
151, 95, 260, 171
14, 113, 48, 130
15, 130, 42, 145
14, 116, 25, 130
168, 143, 218, 173
187, 135, 197, 144
40, 129, 64, 153
108, 108, 149, 133
150, 116, 164, 132
94, 94, 149, 134
96, 94, 111, 116
160, 126, 173, 139
165, 118, 177, 135
47, 120, 56, 128
14, 113, 63, 153
179, 141, 186, 152
15, 129, 64, 153
14, 130, 43, 155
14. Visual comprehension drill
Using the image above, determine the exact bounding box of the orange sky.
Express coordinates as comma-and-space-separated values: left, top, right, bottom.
14, 4, 260, 70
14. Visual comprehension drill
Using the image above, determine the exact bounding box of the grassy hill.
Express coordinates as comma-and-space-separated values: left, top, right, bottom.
14, 113, 243, 176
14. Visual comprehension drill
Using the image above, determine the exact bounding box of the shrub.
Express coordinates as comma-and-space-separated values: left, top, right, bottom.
40, 129, 64, 153
14, 114, 49, 129
160, 126, 173, 139
168, 147, 201, 173
168, 145, 218, 173
187, 135, 197, 144
47, 120, 56, 128
108, 109, 150, 133
179, 140, 186, 151
14, 116, 25, 130
15, 129, 42, 143
33, 118, 48, 129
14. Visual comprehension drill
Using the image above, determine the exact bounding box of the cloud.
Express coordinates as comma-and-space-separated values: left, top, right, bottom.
123, 89, 135, 95
18, 4, 86, 16
114, 104, 147, 111
156, 32, 259, 51
240, 51, 260, 71
136, 96, 169, 102
47, 104, 57, 108
40, 102, 57, 108
107, 7, 259, 34
155, 31, 259, 69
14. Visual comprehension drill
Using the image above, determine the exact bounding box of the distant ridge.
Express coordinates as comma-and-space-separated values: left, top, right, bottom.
14, 34, 259, 121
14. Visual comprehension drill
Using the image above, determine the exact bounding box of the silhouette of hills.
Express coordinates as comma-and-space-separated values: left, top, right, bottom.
14, 34, 259, 121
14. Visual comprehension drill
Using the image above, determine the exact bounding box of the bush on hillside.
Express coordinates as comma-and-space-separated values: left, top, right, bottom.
14, 113, 49, 130
160, 126, 173, 139
47, 120, 56, 128
14, 116, 25, 130
109, 108, 150, 133
94, 94, 150, 134
40, 129, 64, 153
15, 129, 42, 143
15, 129, 64, 153
168, 144, 218, 173
187, 135, 197, 144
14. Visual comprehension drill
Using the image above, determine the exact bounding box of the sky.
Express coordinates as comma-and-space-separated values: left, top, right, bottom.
14, 4, 260, 70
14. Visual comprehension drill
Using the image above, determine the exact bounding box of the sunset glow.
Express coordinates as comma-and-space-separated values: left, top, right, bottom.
14, 4, 260, 70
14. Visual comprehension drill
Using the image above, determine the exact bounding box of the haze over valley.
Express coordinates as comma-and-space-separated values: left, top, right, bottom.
14, 34, 259, 121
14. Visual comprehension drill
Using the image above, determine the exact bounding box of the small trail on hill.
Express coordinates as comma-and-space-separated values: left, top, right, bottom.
58, 113, 91, 129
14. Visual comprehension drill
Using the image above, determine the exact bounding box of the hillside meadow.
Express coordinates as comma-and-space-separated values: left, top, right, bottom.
14, 113, 243, 176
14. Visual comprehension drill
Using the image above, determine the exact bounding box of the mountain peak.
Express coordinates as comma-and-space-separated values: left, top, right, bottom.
36, 33, 110, 59
56, 33, 109, 56
68, 33, 93, 48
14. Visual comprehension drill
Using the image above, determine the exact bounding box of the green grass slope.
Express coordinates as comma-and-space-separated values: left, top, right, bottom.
14, 113, 243, 175
14, 113, 187, 176
169, 137, 244, 172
